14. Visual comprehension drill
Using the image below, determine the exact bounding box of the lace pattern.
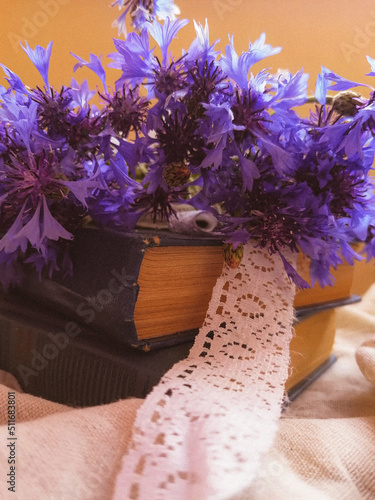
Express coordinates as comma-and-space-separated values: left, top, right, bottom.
114, 241, 296, 500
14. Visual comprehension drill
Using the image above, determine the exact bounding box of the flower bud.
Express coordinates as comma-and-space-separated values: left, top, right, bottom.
223, 243, 244, 269
163, 162, 191, 188
332, 91, 362, 117
130, 0, 154, 20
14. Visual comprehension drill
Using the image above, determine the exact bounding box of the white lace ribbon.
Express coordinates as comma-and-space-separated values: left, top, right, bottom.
114, 241, 296, 500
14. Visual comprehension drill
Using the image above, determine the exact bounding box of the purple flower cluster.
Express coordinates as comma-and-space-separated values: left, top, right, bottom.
1, 8, 375, 289
111, 0, 180, 36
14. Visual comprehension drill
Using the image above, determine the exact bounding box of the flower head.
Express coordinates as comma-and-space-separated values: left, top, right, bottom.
100, 84, 149, 136
112, 0, 180, 35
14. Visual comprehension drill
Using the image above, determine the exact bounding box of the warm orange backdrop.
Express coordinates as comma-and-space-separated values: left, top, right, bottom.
1, 0, 375, 94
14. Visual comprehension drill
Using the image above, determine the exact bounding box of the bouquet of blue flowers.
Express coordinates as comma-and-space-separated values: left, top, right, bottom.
2, 4, 375, 497
1, 0, 374, 291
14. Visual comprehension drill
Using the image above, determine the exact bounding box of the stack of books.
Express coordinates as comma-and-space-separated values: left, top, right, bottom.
0, 227, 360, 406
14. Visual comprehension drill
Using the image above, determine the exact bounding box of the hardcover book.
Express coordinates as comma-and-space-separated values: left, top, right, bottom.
7, 227, 357, 350
0, 293, 357, 407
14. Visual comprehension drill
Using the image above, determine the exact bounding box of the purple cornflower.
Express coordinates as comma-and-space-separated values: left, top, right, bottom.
111, 0, 180, 35
1, 11, 375, 291
100, 84, 149, 137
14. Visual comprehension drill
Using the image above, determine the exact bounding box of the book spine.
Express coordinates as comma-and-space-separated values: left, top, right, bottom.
11, 227, 147, 347
18, 271, 141, 347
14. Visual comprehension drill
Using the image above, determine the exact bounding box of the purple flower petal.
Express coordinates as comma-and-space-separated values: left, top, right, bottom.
0, 202, 29, 254
21, 41, 53, 88
238, 154, 260, 192
40, 197, 74, 244
71, 52, 108, 93
278, 251, 310, 289
0, 64, 29, 95
147, 18, 189, 65
366, 55, 375, 77
13, 200, 42, 250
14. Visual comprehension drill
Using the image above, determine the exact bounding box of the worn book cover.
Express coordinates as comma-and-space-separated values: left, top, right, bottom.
0, 294, 359, 406
7, 227, 357, 350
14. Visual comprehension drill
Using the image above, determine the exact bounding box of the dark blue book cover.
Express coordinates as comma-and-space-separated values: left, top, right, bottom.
7, 227, 224, 350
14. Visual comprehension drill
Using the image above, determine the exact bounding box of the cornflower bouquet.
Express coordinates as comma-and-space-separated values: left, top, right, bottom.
2, 2, 375, 497
0, 0, 375, 292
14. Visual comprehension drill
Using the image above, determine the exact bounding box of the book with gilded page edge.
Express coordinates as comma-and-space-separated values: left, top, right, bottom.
7, 226, 358, 350
0, 294, 360, 407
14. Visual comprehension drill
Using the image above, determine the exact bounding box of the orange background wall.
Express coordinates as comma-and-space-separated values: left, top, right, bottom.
1, 0, 375, 94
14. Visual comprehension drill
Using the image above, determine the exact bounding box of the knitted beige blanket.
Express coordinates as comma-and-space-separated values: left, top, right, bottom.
0, 285, 375, 499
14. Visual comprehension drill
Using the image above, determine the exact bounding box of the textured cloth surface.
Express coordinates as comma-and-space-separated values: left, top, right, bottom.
0, 388, 142, 499
0, 285, 375, 498
247, 282, 375, 500
356, 338, 375, 386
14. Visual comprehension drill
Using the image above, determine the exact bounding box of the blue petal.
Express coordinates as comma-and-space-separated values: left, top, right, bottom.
112, 9, 128, 36
186, 19, 220, 63
0, 64, 29, 95
309, 258, 335, 288
0, 202, 29, 254
278, 251, 310, 289
109, 30, 156, 88
340, 240, 362, 266
272, 69, 309, 109
59, 177, 100, 208
70, 78, 96, 109
366, 55, 375, 76
220, 34, 281, 89
13, 200, 43, 250
71, 52, 108, 93
40, 197, 74, 243
337, 120, 364, 158
314, 67, 331, 105
324, 70, 369, 91
147, 17, 189, 65
258, 134, 295, 174
238, 154, 260, 192
154, 0, 180, 19
21, 41, 53, 88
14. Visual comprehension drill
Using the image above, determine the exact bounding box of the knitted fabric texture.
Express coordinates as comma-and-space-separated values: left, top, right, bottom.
356, 339, 375, 386
114, 240, 296, 499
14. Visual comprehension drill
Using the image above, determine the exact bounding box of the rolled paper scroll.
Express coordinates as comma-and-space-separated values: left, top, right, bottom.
168, 210, 219, 234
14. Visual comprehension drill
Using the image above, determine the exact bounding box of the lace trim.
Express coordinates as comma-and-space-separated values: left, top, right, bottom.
114, 240, 296, 499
